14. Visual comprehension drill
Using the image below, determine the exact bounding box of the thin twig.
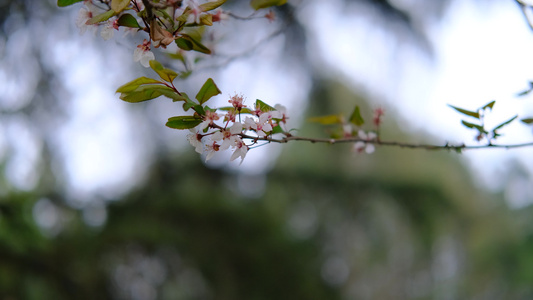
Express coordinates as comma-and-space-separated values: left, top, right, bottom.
238, 133, 533, 151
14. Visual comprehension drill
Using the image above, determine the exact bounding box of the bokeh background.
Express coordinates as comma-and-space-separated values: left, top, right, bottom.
2, 0, 533, 299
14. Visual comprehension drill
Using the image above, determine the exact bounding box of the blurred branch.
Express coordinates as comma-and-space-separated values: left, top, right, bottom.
516, 0, 533, 31
240, 132, 533, 151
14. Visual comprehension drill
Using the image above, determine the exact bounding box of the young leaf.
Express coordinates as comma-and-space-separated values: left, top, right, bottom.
461, 120, 485, 133
111, 0, 130, 12
349, 105, 364, 126
86, 10, 116, 25
175, 37, 194, 51
196, 78, 221, 104
200, 0, 226, 11
149, 60, 178, 83
218, 107, 254, 115
175, 34, 211, 54
57, 0, 83, 6
309, 115, 343, 125
200, 14, 213, 26
521, 118, 533, 124
156, 88, 187, 102
492, 115, 517, 131
120, 86, 176, 103
517, 82, 533, 96
166, 116, 203, 129
517, 90, 532, 96
271, 124, 285, 134
117, 14, 141, 28
482, 100, 495, 111
116, 77, 163, 93
448, 105, 480, 119
176, 8, 192, 23
182, 94, 198, 111
255, 99, 275, 112
250, 0, 287, 10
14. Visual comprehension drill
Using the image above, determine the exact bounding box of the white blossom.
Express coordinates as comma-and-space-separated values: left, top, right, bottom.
244, 114, 272, 137
230, 136, 248, 163
133, 39, 155, 68
354, 130, 377, 154
100, 19, 116, 40
187, 129, 204, 153
76, 6, 98, 34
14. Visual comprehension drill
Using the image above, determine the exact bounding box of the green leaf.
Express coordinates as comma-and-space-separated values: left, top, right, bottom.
116, 77, 163, 93
521, 118, 533, 124
492, 115, 517, 131
250, 0, 287, 10
175, 37, 194, 51
517, 82, 533, 96
176, 8, 192, 23
175, 34, 211, 54
156, 88, 188, 102
166, 116, 203, 129
179, 71, 192, 79
199, 14, 213, 26
349, 105, 364, 126
120, 86, 176, 103
218, 107, 254, 115
117, 14, 141, 28
86, 10, 116, 25
154, 8, 174, 26
309, 114, 343, 125
271, 124, 284, 134
196, 78, 221, 104
111, 0, 129, 12
200, 0, 227, 11
449, 105, 480, 119
255, 99, 275, 112
149, 60, 178, 83
461, 120, 485, 133
482, 100, 495, 111
57, 0, 83, 7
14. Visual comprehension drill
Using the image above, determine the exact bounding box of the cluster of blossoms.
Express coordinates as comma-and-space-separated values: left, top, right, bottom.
337, 107, 383, 154
75, 0, 232, 68
187, 94, 287, 163
353, 107, 384, 153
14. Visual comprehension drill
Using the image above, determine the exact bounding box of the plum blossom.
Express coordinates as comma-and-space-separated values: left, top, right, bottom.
244, 114, 272, 137
265, 10, 275, 22
187, 129, 204, 153
198, 110, 220, 131
229, 94, 246, 111
354, 130, 377, 154
274, 104, 288, 122
211, 122, 243, 150
123, 26, 139, 37
100, 18, 118, 40
133, 39, 155, 67
230, 137, 248, 163
76, 5, 98, 34
342, 123, 354, 138
224, 109, 237, 123
212, 9, 229, 23
373, 107, 385, 127
205, 141, 220, 161
180, 0, 204, 24
133, 0, 144, 11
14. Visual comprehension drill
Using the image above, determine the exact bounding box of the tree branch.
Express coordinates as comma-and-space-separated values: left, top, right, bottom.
239, 133, 533, 151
